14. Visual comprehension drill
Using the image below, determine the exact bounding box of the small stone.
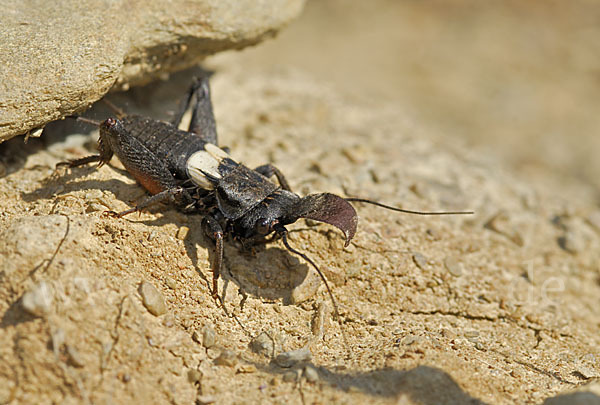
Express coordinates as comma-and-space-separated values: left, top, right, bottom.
196, 395, 216, 405
574, 366, 599, 379
165, 277, 177, 289
214, 350, 237, 367
587, 211, 600, 231
320, 265, 346, 287
303, 365, 319, 383
444, 257, 463, 277
236, 364, 257, 374
139, 281, 167, 316
66, 345, 85, 368
187, 369, 202, 384
22, 281, 53, 317
484, 211, 524, 246
402, 335, 420, 346
412, 253, 429, 271
464, 330, 480, 338
85, 203, 106, 213
274, 347, 311, 368
202, 326, 217, 349
176, 226, 189, 240
558, 230, 585, 254
441, 329, 456, 339
282, 370, 299, 383
250, 332, 275, 357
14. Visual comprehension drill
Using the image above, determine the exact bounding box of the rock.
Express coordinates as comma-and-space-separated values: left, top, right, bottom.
250, 332, 275, 358
274, 347, 311, 368
201, 326, 217, 349
303, 365, 319, 383
282, 370, 299, 383
139, 281, 167, 316
21, 281, 53, 317
444, 256, 463, 277
412, 252, 429, 271
0, 0, 306, 142
196, 395, 216, 405
214, 349, 237, 367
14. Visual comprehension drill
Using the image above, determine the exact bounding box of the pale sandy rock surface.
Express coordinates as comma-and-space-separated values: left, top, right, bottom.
0, 0, 305, 142
0, 66, 599, 404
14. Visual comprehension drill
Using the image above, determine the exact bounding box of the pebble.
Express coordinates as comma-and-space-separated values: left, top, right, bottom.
587, 211, 600, 231
303, 365, 319, 383
274, 347, 311, 368
412, 253, 429, 271
214, 350, 237, 367
187, 369, 202, 384
22, 281, 53, 317
196, 395, 216, 405
236, 364, 257, 374
558, 230, 585, 254
176, 226, 189, 240
139, 282, 167, 316
282, 370, 299, 383
484, 211, 524, 246
165, 277, 177, 289
402, 335, 420, 346
575, 366, 599, 379
444, 257, 463, 277
464, 330, 480, 339
66, 345, 85, 368
250, 332, 275, 358
441, 328, 456, 339
201, 326, 217, 349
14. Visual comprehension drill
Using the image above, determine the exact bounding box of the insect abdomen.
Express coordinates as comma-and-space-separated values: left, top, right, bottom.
121, 116, 208, 179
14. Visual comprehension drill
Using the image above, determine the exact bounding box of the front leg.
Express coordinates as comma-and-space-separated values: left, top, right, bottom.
254, 164, 291, 191
202, 215, 224, 299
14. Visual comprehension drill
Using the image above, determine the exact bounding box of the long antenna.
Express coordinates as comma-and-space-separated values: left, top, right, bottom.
66, 116, 102, 127
277, 226, 351, 357
345, 197, 474, 215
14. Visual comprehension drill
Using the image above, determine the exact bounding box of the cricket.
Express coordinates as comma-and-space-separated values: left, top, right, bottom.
56, 75, 473, 327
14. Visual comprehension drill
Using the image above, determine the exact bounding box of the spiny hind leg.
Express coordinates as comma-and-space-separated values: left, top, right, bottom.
171, 76, 218, 145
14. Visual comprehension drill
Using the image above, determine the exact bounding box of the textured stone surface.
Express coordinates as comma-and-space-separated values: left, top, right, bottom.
0, 0, 305, 142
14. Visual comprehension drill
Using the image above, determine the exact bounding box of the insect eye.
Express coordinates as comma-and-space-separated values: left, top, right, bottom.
256, 218, 272, 235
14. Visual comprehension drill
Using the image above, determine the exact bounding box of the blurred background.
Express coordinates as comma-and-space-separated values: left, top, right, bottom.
214, 0, 600, 192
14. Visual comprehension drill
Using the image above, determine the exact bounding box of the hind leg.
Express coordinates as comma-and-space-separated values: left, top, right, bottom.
171, 76, 218, 145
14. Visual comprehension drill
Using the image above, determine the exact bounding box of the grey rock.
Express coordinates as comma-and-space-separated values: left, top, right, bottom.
303, 365, 319, 383
21, 281, 53, 317
0, 0, 306, 142
250, 332, 275, 358
139, 281, 167, 316
201, 326, 217, 349
274, 347, 311, 368
214, 349, 237, 367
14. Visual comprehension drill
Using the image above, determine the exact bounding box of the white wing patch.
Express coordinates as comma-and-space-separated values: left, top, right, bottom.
186, 144, 233, 189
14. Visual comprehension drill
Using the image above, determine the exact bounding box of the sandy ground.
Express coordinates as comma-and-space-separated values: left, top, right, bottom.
1, 1, 600, 404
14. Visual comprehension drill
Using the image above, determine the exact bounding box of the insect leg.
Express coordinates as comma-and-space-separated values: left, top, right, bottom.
55, 132, 114, 169
202, 215, 224, 298
107, 187, 190, 218
254, 164, 292, 191
171, 77, 217, 145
